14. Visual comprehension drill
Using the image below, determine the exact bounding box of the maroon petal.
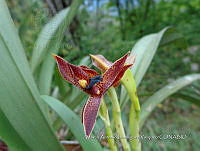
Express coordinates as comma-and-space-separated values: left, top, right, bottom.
98, 52, 130, 94
53, 55, 90, 88
82, 96, 102, 137
80, 65, 99, 78
112, 64, 133, 87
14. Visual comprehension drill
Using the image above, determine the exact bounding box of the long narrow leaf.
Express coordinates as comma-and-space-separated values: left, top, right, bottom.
30, 8, 69, 73
41, 95, 102, 151
37, 0, 82, 95
0, 1, 64, 150
120, 27, 185, 106
131, 27, 170, 86
174, 91, 200, 107
140, 74, 200, 128
0, 110, 30, 151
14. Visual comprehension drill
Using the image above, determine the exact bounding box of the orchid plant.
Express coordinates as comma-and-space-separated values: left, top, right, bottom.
1, 1, 199, 150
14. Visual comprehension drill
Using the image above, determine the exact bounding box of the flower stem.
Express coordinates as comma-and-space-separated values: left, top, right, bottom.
121, 69, 141, 151
108, 87, 131, 151
125, 85, 140, 150
99, 99, 118, 151
129, 103, 141, 151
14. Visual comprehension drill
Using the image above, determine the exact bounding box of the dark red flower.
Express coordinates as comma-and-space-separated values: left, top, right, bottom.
53, 52, 132, 137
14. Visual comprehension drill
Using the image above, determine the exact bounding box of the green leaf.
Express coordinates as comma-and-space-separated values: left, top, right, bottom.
31, 8, 70, 95
174, 91, 200, 107
131, 27, 174, 87
120, 27, 185, 105
159, 27, 187, 48
0, 110, 30, 151
140, 74, 200, 128
36, 0, 82, 95
41, 95, 103, 151
0, 1, 64, 150
30, 8, 70, 73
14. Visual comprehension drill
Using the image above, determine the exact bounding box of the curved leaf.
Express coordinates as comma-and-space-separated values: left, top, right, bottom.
120, 27, 185, 106
37, 0, 82, 95
0, 110, 30, 151
159, 27, 187, 48
131, 27, 170, 86
41, 95, 103, 151
140, 74, 200, 128
174, 88, 200, 107
30, 8, 70, 73
0, 1, 64, 150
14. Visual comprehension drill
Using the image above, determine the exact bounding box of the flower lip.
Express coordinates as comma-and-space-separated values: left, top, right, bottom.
85, 75, 103, 90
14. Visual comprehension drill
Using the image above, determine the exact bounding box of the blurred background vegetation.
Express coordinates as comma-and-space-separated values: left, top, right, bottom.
6, 0, 200, 150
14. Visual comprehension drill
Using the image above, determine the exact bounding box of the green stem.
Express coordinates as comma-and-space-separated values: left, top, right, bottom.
99, 99, 118, 151
129, 103, 141, 151
121, 70, 140, 112
126, 92, 140, 151
121, 69, 141, 151
108, 87, 131, 151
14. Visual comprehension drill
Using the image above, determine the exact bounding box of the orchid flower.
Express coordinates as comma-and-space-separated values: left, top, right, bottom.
53, 52, 132, 137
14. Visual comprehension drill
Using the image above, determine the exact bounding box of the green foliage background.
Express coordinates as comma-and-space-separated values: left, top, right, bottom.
4, 0, 200, 150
